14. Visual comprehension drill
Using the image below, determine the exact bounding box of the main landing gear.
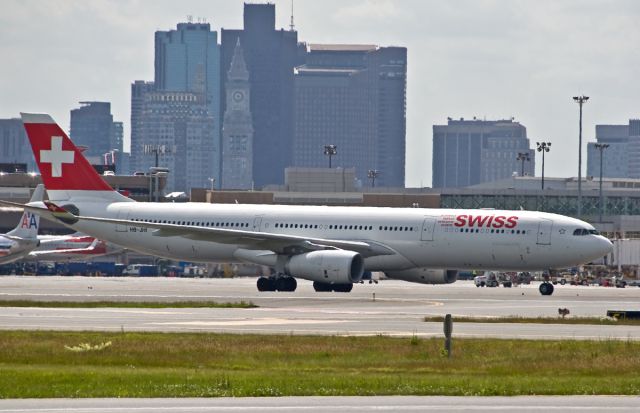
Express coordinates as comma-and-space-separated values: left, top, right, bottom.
539, 282, 554, 296
313, 281, 353, 293
256, 275, 297, 292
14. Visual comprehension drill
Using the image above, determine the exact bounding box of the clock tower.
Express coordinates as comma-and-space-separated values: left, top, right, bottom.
221, 39, 254, 189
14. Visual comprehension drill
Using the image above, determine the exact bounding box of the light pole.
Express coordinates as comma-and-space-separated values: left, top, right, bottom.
208, 177, 216, 191
367, 169, 380, 188
149, 167, 169, 202
536, 142, 551, 190
595, 143, 609, 222
323, 144, 337, 168
516, 152, 530, 177
573, 95, 589, 217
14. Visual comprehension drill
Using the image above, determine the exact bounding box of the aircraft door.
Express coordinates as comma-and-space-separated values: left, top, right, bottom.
421, 217, 437, 241
252, 216, 263, 232
115, 206, 131, 233
536, 219, 553, 245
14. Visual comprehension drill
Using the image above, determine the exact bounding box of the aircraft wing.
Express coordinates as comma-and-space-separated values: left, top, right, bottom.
75, 215, 394, 257
0, 200, 396, 257
0, 200, 57, 222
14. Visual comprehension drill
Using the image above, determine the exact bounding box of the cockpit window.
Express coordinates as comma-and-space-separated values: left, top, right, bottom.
573, 228, 599, 236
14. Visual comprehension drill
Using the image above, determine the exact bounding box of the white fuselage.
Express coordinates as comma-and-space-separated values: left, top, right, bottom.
53, 201, 612, 272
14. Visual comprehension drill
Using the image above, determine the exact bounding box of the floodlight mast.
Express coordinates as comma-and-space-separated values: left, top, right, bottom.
536, 142, 551, 190
573, 95, 589, 217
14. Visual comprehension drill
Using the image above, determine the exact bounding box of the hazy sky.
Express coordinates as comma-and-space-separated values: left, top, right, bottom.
1, 0, 638, 187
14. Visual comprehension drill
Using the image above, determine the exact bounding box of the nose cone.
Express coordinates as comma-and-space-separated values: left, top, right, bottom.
590, 236, 613, 260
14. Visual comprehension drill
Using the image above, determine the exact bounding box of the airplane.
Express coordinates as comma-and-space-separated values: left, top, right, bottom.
0, 185, 123, 265
0, 185, 44, 264
4, 113, 612, 296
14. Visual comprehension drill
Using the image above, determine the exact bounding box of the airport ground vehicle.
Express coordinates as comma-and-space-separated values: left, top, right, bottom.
474, 271, 521, 287
122, 264, 158, 277
6, 114, 613, 295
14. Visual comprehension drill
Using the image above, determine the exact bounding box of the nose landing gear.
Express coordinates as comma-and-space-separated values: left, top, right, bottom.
539, 282, 554, 296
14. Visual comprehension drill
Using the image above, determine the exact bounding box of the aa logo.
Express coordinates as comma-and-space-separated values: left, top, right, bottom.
21, 212, 38, 229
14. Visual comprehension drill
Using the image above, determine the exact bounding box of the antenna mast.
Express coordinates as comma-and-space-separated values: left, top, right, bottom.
289, 0, 295, 31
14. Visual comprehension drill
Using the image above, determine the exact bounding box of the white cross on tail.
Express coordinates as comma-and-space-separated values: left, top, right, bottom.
40, 136, 74, 177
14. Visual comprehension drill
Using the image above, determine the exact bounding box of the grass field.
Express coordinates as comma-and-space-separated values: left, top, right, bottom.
0, 300, 256, 309
1, 331, 640, 397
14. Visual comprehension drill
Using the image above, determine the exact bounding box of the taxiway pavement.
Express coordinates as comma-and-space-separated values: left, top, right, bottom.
0, 396, 639, 413
1, 276, 639, 340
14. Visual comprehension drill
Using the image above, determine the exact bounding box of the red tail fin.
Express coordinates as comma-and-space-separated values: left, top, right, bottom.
21, 113, 113, 191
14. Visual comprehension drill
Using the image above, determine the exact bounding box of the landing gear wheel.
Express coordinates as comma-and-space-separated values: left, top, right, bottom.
313, 281, 331, 292
286, 277, 297, 291
333, 283, 353, 293
276, 276, 297, 292
257, 276, 276, 292
539, 282, 554, 296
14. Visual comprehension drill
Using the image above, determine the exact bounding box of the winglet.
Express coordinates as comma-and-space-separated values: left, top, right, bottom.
43, 201, 79, 225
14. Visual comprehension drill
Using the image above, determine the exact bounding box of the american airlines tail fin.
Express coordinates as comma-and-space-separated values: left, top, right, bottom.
20, 113, 133, 204
6, 184, 45, 239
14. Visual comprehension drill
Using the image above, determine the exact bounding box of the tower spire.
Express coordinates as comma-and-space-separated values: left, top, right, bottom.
228, 38, 249, 81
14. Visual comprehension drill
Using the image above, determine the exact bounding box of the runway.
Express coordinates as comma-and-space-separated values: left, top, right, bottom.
0, 396, 639, 412
1, 276, 640, 340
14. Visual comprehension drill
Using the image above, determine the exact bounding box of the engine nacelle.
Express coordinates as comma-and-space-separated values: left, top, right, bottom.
384, 268, 458, 284
286, 250, 364, 284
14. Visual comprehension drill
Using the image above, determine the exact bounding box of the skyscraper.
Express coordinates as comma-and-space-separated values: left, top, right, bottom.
130, 80, 155, 174
69, 102, 122, 158
137, 90, 215, 192
221, 39, 254, 189
131, 22, 221, 191
154, 22, 220, 102
587, 119, 640, 179
0, 118, 36, 171
220, 3, 302, 188
432, 118, 535, 188
293, 44, 407, 187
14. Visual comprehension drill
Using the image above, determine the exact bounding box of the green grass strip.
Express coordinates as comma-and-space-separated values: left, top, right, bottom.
1, 331, 640, 397
0, 300, 256, 309
424, 315, 640, 326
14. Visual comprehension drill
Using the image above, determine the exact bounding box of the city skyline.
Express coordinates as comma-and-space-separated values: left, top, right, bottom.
1, 0, 638, 187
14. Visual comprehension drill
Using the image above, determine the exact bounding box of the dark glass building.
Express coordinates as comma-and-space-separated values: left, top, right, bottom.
131, 22, 220, 190
0, 118, 36, 171
69, 102, 122, 158
292, 44, 407, 187
586, 119, 640, 179
220, 3, 302, 188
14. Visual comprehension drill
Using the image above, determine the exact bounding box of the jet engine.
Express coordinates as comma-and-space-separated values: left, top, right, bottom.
285, 250, 364, 284
384, 268, 458, 284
